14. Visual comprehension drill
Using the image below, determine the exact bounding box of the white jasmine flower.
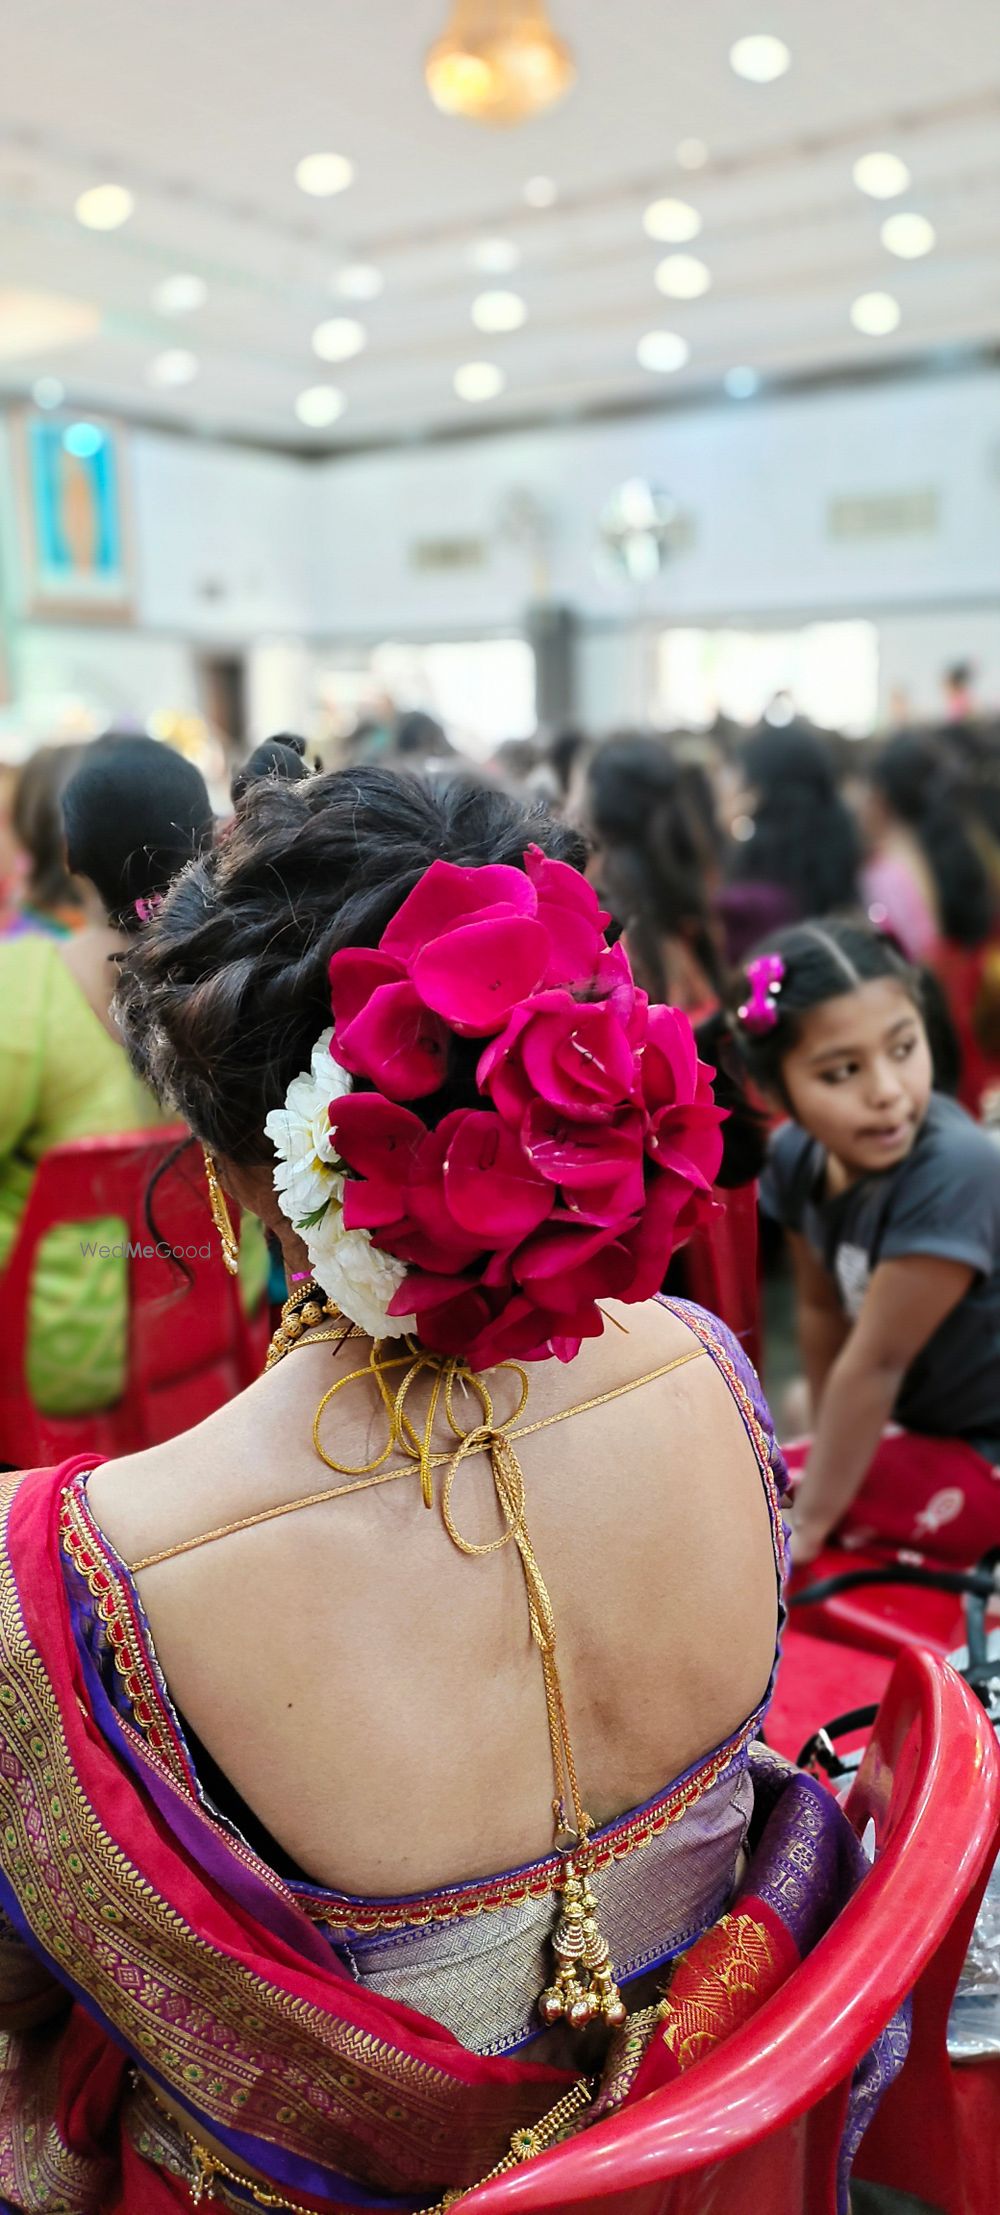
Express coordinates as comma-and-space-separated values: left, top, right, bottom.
264, 1028, 352, 1223
267, 1023, 416, 1338
306, 1218, 415, 1340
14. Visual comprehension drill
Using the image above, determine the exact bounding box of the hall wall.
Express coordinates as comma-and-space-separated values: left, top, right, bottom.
1, 365, 998, 739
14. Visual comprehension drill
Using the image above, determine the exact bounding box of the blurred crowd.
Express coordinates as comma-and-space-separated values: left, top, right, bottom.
5, 668, 1000, 1112
302, 667, 1000, 1129
3, 673, 1000, 1559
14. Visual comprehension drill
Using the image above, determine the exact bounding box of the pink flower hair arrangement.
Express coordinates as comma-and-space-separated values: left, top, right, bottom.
268, 847, 725, 1366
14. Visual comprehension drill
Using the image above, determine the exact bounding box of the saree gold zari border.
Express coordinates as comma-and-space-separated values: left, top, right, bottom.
59, 1484, 193, 1795
0, 2024, 109, 2210
0, 1472, 567, 2198
125, 2070, 592, 2214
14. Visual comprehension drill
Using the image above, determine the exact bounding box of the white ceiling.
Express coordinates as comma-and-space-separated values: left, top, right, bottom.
0, 0, 998, 452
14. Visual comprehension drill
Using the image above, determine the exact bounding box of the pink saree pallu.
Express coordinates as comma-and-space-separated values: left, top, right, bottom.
0, 1462, 905, 2214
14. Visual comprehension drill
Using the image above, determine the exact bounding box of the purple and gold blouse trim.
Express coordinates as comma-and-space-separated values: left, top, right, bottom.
59, 1298, 787, 1941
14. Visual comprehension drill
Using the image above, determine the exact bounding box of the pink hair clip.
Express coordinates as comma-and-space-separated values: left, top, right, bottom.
738, 953, 786, 1034
133, 894, 164, 923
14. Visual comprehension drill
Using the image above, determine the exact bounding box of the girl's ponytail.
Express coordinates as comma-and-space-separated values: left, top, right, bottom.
694, 1008, 768, 1187
871, 734, 992, 948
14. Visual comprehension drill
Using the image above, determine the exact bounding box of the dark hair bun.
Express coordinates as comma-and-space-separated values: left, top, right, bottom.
116, 766, 586, 1164
231, 732, 311, 808
62, 733, 214, 932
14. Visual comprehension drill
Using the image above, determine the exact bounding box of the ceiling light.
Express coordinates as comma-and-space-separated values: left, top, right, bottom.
426, 1, 575, 125
643, 197, 701, 244
152, 273, 207, 315
32, 376, 65, 410
333, 263, 384, 300
427, 48, 495, 113
637, 330, 690, 374
75, 183, 134, 231
880, 211, 935, 259
853, 151, 910, 200
312, 316, 366, 362
729, 34, 791, 82
295, 152, 355, 197
296, 385, 346, 427
471, 288, 526, 332
469, 237, 521, 273
654, 253, 711, 299
850, 290, 901, 336
676, 138, 708, 170
454, 361, 506, 401
725, 365, 759, 397
146, 348, 199, 387
62, 421, 104, 459
523, 174, 557, 207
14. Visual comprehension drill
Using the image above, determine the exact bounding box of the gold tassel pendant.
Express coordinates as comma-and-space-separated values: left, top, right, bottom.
539, 1852, 626, 2031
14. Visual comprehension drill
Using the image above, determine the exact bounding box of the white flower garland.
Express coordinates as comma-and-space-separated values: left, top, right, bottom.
264, 1027, 416, 1339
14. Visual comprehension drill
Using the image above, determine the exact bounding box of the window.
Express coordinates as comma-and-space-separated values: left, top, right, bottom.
369, 638, 536, 759
656, 622, 879, 736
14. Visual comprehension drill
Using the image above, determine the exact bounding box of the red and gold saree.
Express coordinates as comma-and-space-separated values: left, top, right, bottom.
0, 1447, 904, 2214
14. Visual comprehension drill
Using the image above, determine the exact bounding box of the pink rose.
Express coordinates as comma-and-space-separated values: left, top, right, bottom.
618, 1171, 700, 1301
589, 939, 644, 1037
413, 916, 550, 1036
311, 850, 727, 1368
639, 1006, 725, 1190
639, 1004, 698, 1108
329, 1096, 425, 1231
646, 1096, 726, 1191
523, 845, 609, 987
381, 859, 536, 963
513, 1220, 636, 1311
329, 966, 450, 1100
463, 1294, 605, 1369
390, 1118, 487, 1275
380, 857, 548, 1036
478, 995, 638, 1128
388, 1272, 493, 1352
442, 1109, 554, 1244
522, 1101, 646, 1225
328, 948, 407, 1031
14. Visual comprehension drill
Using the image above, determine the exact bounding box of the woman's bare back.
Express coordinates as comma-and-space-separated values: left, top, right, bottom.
86, 1299, 779, 1898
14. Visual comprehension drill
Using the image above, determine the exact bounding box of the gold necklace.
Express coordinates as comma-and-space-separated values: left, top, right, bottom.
265, 1280, 362, 1369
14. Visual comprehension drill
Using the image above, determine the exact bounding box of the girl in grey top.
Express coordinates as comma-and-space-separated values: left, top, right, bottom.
732, 920, 1000, 1569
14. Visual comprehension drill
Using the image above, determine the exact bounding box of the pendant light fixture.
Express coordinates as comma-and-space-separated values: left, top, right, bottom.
426, 0, 575, 126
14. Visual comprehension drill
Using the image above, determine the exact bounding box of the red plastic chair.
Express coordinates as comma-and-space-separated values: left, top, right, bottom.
0, 1128, 268, 1467
459, 1651, 1000, 2215
766, 1458, 975, 1762
767, 1619, 896, 1766
674, 1182, 762, 1371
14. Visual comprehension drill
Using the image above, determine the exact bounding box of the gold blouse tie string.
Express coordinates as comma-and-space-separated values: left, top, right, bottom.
126, 1324, 705, 2038
315, 1336, 625, 2030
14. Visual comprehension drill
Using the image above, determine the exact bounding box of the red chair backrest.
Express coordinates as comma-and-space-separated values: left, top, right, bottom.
932, 937, 1000, 1117
458, 1650, 1000, 2215
0, 1128, 268, 1466
674, 1182, 761, 1372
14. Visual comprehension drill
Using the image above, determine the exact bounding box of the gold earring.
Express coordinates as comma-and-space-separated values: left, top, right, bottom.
203, 1150, 239, 1276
